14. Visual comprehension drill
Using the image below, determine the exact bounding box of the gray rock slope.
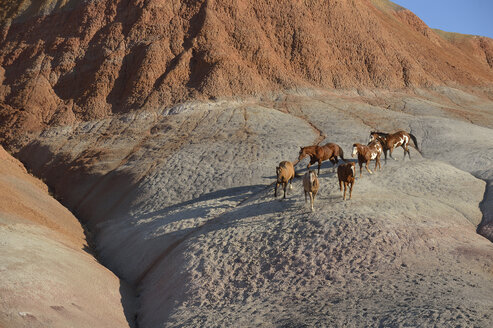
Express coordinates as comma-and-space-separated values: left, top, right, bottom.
14, 87, 493, 327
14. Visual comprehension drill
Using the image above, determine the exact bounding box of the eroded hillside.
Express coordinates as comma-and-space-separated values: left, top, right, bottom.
1, 0, 493, 149
1, 1, 493, 327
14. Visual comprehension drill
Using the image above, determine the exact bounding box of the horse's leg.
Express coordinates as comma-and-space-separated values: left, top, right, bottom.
289, 177, 293, 190
389, 147, 397, 160
343, 182, 347, 200
359, 161, 363, 177
384, 150, 388, 164
318, 160, 322, 175
349, 181, 353, 199
402, 145, 407, 160
332, 156, 338, 172
310, 192, 314, 211
308, 157, 316, 170
275, 182, 279, 197
283, 183, 287, 199
304, 191, 307, 203
365, 161, 373, 174
339, 179, 343, 192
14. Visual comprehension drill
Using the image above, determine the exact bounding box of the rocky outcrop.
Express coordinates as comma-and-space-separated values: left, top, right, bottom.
1, 0, 493, 149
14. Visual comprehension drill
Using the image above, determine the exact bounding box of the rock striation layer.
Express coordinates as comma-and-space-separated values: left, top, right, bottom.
1, 0, 493, 148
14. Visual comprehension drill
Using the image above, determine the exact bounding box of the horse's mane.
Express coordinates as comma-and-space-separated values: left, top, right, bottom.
300, 145, 318, 154
368, 138, 382, 147
370, 131, 389, 137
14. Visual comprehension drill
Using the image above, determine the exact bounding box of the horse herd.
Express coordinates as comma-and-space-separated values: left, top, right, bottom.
275, 130, 421, 211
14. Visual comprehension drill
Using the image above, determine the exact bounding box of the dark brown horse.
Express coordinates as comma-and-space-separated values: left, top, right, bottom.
298, 143, 346, 175
351, 141, 383, 176
369, 131, 420, 163
337, 162, 356, 200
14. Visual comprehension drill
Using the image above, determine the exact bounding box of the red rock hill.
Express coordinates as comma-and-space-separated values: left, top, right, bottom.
1, 0, 492, 147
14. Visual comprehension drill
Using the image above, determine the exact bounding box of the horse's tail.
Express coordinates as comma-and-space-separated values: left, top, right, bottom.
339, 146, 348, 162
409, 133, 421, 154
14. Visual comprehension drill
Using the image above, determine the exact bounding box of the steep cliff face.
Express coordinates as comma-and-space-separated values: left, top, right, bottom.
1, 0, 493, 148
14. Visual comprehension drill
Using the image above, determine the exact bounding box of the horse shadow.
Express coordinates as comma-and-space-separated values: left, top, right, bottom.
134, 185, 267, 230
138, 179, 309, 241
150, 188, 300, 244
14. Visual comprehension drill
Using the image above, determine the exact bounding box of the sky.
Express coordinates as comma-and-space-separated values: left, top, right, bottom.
390, 0, 493, 39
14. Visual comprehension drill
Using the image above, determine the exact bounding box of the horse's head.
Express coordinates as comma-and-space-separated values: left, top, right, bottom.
309, 170, 317, 183
351, 144, 359, 158
298, 147, 307, 161
369, 132, 378, 143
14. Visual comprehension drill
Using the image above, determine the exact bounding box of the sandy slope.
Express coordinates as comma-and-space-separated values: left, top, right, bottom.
138, 159, 492, 327
0, 146, 134, 328
9, 87, 493, 326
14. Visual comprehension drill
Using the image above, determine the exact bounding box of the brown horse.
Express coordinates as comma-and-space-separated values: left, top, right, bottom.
337, 162, 356, 200
275, 161, 295, 199
369, 131, 420, 163
298, 143, 346, 174
351, 141, 383, 176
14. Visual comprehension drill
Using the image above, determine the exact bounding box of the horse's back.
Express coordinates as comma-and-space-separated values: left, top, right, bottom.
337, 162, 354, 179
321, 142, 343, 158
279, 161, 295, 179
303, 171, 318, 192
368, 140, 383, 154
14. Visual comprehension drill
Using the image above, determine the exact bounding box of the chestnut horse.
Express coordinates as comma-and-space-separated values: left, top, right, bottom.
351, 141, 383, 176
275, 161, 295, 199
298, 143, 346, 175
337, 162, 356, 200
369, 131, 420, 163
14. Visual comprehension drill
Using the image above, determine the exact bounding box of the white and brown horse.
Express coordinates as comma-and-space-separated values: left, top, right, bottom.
298, 142, 346, 174
303, 170, 319, 211
351, 141, 383, 176
369, 131, 420, 162
275, 161, 295, 199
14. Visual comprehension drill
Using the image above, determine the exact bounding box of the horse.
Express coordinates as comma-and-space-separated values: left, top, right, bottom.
298, 142, 346, 175
351, 141, 383, 176
369, 131, 420, 162
337, 162, 356, 200
303, 170, 319, 211
275, 161, 295, 199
